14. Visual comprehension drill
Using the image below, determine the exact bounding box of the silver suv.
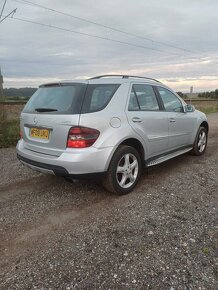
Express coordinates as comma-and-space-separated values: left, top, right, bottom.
17, 75, 208, 194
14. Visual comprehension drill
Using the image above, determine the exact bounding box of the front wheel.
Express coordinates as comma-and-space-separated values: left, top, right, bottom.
190, 126, 208, 156
102, 145, 142, 195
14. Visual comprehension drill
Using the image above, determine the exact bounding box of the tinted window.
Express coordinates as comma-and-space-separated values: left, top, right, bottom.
128, 89, 140, 110
128, 84, 159, 111
81, 84, 120, 113
157, 87, 183, 112
23, 84, 86, 114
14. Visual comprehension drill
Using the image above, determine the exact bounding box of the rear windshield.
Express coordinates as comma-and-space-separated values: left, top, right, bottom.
23, 83, 120, 114
23, 84, 86, 114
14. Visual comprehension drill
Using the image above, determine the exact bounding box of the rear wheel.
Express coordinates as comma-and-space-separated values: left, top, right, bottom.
190, 126, 208, 156
102, 145, 142, 195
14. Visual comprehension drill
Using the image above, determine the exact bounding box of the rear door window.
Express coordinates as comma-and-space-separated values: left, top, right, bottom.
128, 84, 160, 111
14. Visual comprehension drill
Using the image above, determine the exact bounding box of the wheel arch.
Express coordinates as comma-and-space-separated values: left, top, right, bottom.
200, 121, 209, 133
119, 138, 145, 164
104, 137, 147, 172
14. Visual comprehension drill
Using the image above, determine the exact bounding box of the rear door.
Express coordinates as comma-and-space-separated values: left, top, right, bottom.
156, 86, 195, 150
126, 83, 169, 158
21, 83, 86, 156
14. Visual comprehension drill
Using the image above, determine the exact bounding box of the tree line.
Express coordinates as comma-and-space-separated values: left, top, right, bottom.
3, 88, 37, 100
2, 87, 218, 100
198, 89, 218, 99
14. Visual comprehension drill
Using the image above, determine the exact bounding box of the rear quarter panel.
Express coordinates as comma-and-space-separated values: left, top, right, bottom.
79, 82, 148, 155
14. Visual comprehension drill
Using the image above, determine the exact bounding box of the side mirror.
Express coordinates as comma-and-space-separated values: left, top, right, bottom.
184, 104, 195, 113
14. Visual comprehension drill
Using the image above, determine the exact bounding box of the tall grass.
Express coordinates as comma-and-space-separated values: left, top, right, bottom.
0, 119, 20, 148
197, 106, 218, 114
0, 106, 217, 148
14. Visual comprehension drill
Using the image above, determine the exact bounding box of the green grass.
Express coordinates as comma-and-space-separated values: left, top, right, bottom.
0, 119, 20, 148
197, 106, 218, 114
202, 247, 211, 255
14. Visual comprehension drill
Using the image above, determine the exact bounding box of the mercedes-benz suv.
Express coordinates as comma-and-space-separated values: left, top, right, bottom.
17, 75, 208, 194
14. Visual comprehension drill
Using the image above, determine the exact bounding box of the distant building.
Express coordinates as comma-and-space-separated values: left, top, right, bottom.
0, 66, 3, 99
190, 86, 193, 93
0, 66, 5, 120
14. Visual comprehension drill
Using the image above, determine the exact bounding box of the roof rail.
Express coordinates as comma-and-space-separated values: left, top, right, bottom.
88, 74, 161, 83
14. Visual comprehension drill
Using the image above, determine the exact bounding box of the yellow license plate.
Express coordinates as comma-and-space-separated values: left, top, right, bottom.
30, 128, 50, 139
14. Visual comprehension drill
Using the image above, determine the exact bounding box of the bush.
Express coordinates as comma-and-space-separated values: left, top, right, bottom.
198, 89, 218, 99
0, 119, 20, 148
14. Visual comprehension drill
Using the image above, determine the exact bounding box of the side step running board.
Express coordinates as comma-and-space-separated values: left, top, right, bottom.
146, 147, 192, 167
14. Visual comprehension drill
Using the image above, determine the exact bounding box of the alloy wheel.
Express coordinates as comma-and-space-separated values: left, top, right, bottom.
116, 153, 139, 189
198, 131, 207, 153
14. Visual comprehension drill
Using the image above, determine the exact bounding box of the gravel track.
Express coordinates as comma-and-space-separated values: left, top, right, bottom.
0, 113, 218, 290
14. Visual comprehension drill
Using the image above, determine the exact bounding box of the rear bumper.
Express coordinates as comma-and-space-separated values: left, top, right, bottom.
17, 154, 106, 179
16, 139, 114, 176
17, 154, 68, 176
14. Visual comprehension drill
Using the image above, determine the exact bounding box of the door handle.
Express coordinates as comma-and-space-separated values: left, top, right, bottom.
169, 118, 176, 123
132, 117, 142, 123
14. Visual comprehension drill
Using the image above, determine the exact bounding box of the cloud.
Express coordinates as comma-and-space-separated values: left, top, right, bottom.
1, 0, 218, 91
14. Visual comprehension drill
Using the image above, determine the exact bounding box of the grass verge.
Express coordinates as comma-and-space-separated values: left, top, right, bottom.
197, 106, 218, 114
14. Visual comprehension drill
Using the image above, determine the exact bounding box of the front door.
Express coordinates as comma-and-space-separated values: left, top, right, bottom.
156, 86, 195, 150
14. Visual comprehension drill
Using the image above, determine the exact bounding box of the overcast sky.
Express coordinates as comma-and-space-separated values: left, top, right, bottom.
0, 0, 218, 92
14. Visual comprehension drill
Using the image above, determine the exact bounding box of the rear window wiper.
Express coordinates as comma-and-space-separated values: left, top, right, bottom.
35, 108, 58, 112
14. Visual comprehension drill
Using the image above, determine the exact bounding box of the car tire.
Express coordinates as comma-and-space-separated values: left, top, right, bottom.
190, 126, 208, 156
102, 145, 142, 195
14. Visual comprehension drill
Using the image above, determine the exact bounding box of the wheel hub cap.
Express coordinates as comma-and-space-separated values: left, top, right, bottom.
198, 131, 206, 153
116, 153, 139, 189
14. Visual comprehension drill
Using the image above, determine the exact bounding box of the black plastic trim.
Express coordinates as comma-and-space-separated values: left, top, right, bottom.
152, 85, 165, 111
17, 154, 106, 179
17, 154, 68, 176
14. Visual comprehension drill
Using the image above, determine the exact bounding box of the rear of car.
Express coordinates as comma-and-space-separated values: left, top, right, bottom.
17, 80, 122, 176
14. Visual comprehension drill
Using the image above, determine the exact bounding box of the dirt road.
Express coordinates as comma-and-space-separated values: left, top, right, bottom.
0, 113, 217, 290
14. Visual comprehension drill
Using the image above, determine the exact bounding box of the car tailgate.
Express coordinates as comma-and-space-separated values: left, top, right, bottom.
21, 113, 79, 157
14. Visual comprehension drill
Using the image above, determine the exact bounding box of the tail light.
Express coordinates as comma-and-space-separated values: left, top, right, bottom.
67, 126, 100, 148
20, 131, 23, 139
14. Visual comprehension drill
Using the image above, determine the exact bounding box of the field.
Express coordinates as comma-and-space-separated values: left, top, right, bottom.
0, 99, 218, 148
187, 99, 218, 114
